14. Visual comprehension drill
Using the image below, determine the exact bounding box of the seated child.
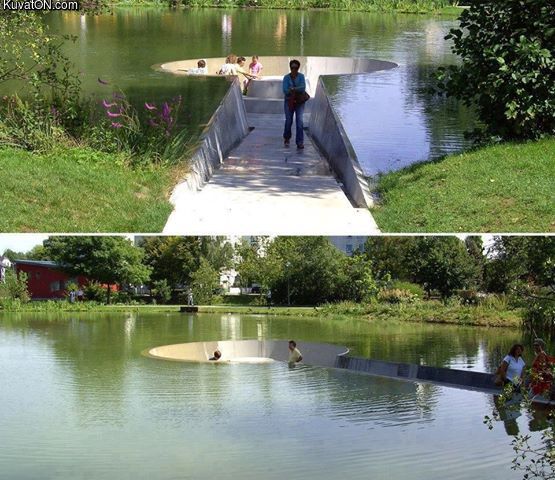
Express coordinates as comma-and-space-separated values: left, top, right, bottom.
187, 59, 208, 75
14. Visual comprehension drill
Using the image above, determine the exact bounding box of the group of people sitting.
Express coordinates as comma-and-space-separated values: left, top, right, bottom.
495, 339, 555, 398
218, 54, 263, 94
184, 54, 263, 95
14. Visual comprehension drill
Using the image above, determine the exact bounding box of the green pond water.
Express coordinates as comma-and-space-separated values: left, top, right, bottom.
15, 8, 476, 175
0, 312, 549, 479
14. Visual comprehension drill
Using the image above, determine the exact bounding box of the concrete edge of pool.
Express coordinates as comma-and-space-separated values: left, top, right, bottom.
146, 339, 349, 367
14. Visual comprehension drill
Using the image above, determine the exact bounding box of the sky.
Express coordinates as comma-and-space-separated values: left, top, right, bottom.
0, 234, 50, 255
0, 234, 134, 256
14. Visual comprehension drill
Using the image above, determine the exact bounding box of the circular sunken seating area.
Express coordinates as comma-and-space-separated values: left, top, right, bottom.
156, 56, 397, 97
147, 339, 349, 367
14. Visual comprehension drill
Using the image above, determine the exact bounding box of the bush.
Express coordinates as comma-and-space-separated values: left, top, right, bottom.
0, 270, 30, 305
455, 289, 479, 305
390, 280, 425, 298
523, 288, 555, 332
151, 279, 172, 304
319, 301, 370, 316
84, 282, 106, 303
438, 0, 555, 140
378, 288, 418, 304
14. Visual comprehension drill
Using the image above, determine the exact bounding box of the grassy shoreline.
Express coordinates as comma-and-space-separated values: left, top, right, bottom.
371, 138, 555, 233
110, 1, 463, 14
0, 301, 524, 328
0, 146, 176, 232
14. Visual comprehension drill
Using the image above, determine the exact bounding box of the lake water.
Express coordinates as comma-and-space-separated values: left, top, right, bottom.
0, 312, 547, 479
34, 8, 475, 175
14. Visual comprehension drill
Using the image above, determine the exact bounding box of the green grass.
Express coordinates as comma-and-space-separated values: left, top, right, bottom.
0, 146, 176, 232
113, 0, 459, 14
1, 300, 524, 327
372, 138, 555, 232
319, 301, 524, 327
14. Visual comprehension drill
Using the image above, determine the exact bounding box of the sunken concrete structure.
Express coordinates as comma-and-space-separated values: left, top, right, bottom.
147, 338, 555, 404
147, 339, 349, 367
159, 56, 397, 235
336, 356, 502, 393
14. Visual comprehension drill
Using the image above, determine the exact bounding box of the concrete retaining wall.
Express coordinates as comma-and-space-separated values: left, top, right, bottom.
169, 78, 249, 200
309, 77, 373, 208
336, 356, 500, 392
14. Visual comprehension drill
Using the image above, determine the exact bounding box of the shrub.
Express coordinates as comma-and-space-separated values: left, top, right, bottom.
0, 270, 30, 304
84, 282, 106, 303
523, 288, 555, 332
0, 95, 71, 151
390, 280, 425, 298
438, 0, 555, 140
455, 289, 479, 305
319, 301, 370, 316
378, 288, 418, 304
151, 279, 172, 304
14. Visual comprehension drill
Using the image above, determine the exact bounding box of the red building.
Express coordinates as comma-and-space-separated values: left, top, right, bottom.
14, 260, 90, 300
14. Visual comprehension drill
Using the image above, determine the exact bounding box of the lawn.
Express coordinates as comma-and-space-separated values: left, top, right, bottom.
0, 300, 524, 328
372, 138, 555, 232
0, 147, 175, 232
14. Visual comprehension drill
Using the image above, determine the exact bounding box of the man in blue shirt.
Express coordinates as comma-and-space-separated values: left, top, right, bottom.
283, 59, 307, 149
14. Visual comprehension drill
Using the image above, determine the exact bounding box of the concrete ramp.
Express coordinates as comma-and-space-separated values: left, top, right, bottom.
164, 113, 378, 234
160, 57, 397, 235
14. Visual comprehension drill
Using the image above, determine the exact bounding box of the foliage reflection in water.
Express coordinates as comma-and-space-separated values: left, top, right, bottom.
0, 312, 548, 479
23, 9, 478, 175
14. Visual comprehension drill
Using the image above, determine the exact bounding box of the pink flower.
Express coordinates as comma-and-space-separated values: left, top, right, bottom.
102, 99, 116, 108
106, 110, 121, 118
144, 102, 157, 111
111, 122, 123, 128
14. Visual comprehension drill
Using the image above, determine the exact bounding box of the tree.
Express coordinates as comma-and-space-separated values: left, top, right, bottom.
485, 236, 555, 292
406, 237, 478, 298
438, 0, 555, 140
363, 237, 419, 280
465, 236, 485, 290
340, 254, 379, 303
0, 270, 30, 304
2, 245, 49, 262
151, 279, 172, 304
485, 236, 555, 332
142, 236, 233, 289
142, 236, 202, 288
234, 237, 276, 292
190, 258, 220, 305
43, 236, 151, 303
262, 237, 349, 305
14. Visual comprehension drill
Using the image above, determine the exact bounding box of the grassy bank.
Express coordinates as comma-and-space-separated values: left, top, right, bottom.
0, 300, 524, 327
112, 0, 460, 14
0, 146, 176, 232
371, 138, 555, 232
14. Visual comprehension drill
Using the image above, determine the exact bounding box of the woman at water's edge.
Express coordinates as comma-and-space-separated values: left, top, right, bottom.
283, 59, 306, 149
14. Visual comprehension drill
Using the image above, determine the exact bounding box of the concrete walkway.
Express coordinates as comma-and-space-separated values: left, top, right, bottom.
163, 113, 379, 235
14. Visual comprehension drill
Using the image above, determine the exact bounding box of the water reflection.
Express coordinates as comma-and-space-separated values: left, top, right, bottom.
19, 9, 479, 174
0, 312, 545, 479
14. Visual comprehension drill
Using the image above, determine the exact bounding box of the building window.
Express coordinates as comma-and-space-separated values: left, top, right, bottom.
346, 244, 353, 254
50, 281, 61, 292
